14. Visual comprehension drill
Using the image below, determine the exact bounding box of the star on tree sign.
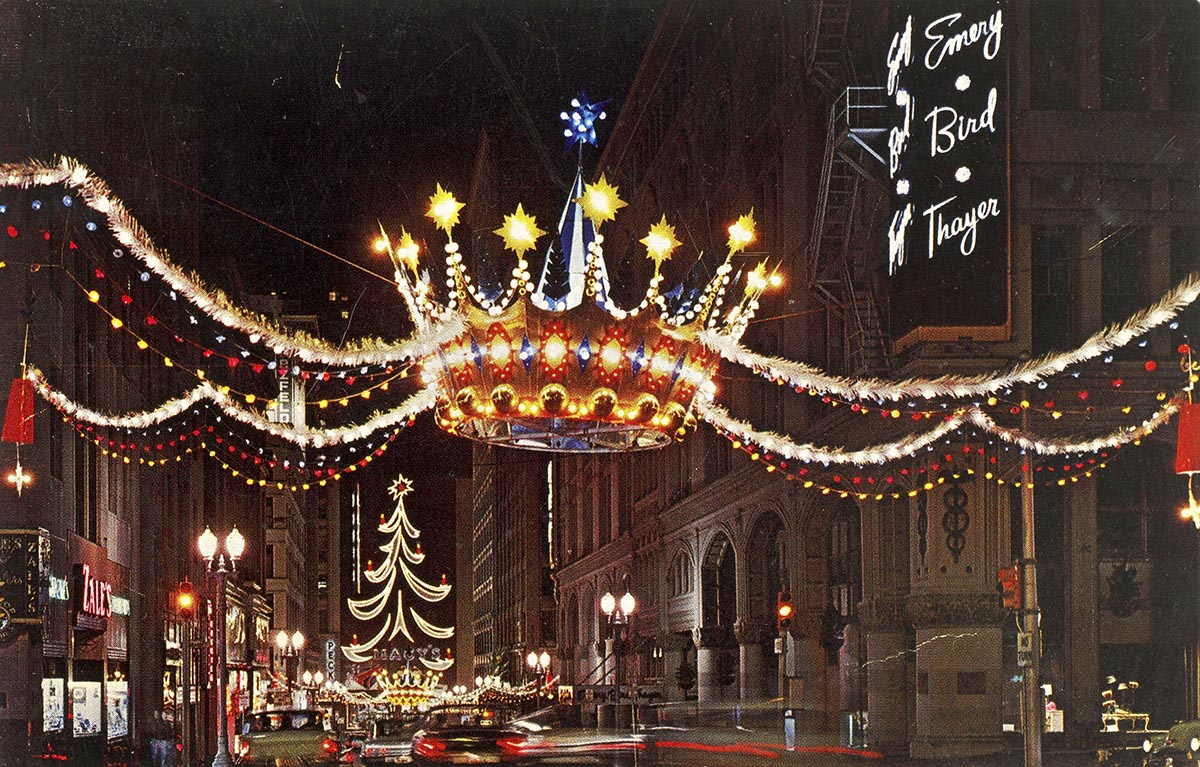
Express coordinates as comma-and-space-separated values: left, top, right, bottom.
343, 473, 454, 667
560, 92, 609, 153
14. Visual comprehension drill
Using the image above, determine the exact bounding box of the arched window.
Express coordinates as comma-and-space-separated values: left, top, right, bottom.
670, 551, 694, 596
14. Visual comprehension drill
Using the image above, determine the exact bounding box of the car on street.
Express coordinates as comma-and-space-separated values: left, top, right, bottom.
409, 704, 523, 765
235, 709, 342, 766
1142, 720, 1200, 766
356, 715, 422, 765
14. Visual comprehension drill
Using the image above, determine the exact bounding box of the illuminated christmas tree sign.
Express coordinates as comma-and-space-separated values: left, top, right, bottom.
342, 474, 454, 670
887, 1, 1010, 345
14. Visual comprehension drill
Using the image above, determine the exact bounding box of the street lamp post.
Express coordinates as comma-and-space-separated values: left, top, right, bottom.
275, 629, 305, 692
197, 526, 245, 767
526, 650, 552, 702
601, 591, 636, 732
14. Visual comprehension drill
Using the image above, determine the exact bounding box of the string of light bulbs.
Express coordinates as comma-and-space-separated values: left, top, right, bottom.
29, 367, 438, 448
694, 393, 1182, 466
0, 156, 466, 366
698, 271, 1200, 402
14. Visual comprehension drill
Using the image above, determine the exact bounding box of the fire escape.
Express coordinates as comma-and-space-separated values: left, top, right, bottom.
804, 0, 890, 376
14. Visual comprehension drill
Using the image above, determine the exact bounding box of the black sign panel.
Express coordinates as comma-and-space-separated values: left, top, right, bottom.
886, 0, 1009, 341
0, 530, 49, 631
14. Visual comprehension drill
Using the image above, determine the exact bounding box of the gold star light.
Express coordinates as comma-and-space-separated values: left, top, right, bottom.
727, 210, 757, 254
578, 174, 626, 226
494, 204, 546, 257
395, 228, 420, 271
426, 184, 465, 234
641, 215, 681, 269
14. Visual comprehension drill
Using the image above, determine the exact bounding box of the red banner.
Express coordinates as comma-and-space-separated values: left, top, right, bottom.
2, 378, 34, 444
1177, 402, 1200, 475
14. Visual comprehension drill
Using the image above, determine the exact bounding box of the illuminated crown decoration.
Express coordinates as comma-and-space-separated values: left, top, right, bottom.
376, 97, 773, 452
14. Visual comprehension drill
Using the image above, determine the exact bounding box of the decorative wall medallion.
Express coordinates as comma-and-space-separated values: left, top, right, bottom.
1106, 562, 1141, 618
941, 483, 970, 564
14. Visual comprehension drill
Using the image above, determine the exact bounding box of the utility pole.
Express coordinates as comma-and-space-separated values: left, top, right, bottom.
1020, 403, 1043, 767
183, 621, 192, 767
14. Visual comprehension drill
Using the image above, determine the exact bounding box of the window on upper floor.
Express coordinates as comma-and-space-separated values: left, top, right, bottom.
1168, 0, 1200, 111
1030, 2, 1079, 110
1030, 226, 1078, 355
1099, 0, 1155, 111
1100, 225, 1148, 328
670, 552, 694, 597
1171, 227, 1200, 285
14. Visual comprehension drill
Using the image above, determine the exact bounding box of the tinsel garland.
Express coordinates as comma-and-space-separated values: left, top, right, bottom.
694, 395, 1181, 466
29, 367, 437, 448
0, 157, 465, 366
698, 271, 1200, 402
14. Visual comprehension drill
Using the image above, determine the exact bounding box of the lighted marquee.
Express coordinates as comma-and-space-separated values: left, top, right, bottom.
887, 0, 1009, 343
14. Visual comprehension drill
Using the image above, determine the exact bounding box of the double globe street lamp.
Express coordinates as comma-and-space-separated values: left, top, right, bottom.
275, 629, 306, 688
600, 591, 636, 730
197, 526, 245, 767
526, 650, 552, 700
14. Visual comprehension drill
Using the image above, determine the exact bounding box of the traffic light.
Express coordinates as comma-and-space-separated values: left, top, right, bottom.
176, 580, 197, 622
998, 565, 1021, 610
776, 591, 795, 632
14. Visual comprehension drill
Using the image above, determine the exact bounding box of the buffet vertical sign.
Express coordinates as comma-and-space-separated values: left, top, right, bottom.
887, 0, 1010, 345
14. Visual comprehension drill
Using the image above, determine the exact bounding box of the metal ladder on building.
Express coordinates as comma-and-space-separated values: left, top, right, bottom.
805, 0, 853, 96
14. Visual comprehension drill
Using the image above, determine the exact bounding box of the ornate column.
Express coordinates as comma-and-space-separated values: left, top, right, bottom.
734, 621, 765, 705
860, 598, 908, 754
907, 473, 1004, 759
693, 627, 728, 708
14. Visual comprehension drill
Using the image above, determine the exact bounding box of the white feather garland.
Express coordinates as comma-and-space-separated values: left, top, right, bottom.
699, 272, 1200, 402
28, 367, 438, 448
1, 157, 465, 366
695, 395, 1181, 466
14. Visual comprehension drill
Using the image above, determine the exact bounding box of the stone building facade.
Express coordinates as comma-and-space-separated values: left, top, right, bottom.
535, 0, 1200, 758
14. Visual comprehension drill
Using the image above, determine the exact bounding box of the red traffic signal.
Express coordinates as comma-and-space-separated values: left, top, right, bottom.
776, 591, 795, 631
176, 580, 197, 622
998, 566, 1020, 610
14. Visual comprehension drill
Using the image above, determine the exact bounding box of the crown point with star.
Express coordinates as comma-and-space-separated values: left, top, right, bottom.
727, 209, 757, 254
494, 204, 546, 258
578, 174, 626, 226
641, 214, 682, 269
426, 184, 465, 235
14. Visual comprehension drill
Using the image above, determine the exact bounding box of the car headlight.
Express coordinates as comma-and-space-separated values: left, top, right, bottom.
1144, 739, 1153, 752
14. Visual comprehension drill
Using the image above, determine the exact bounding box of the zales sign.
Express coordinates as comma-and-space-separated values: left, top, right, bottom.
886, 1, 1010, 343
72, 563, 112, 631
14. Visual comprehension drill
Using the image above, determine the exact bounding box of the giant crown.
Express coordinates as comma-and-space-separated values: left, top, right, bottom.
380, 96, 777, 452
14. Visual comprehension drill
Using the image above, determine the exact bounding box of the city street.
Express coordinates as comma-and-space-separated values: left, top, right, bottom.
1, 1, 1198, 766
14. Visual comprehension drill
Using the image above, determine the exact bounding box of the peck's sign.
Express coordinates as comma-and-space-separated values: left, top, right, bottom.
887, 1, 1010, 341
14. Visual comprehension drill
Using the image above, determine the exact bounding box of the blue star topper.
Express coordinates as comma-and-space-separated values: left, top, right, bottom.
560, 92, 609, 153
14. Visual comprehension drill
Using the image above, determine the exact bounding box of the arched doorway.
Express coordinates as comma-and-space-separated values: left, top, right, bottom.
746, 513, 786, 704
699, 533, 737, 705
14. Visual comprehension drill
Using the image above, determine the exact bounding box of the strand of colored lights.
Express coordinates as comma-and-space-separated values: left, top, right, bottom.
698, 271, 1199, 402
29, 367, 438, 448
695, 393, 1182, 466
0, 157, 465, 366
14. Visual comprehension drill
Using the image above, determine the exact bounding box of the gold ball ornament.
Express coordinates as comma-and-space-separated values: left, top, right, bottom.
491, 384, 517, 413
632, 393, 660, 423
591, 388, 618, 418
455, 387, 479, 412
540, 383, 568, 414
661, 402, 687, 432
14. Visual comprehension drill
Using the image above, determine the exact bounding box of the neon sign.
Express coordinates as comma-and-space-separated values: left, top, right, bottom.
76, 563, 112, 618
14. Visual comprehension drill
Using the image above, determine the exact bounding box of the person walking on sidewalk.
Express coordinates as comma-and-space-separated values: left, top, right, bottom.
146, 710, 175, 767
